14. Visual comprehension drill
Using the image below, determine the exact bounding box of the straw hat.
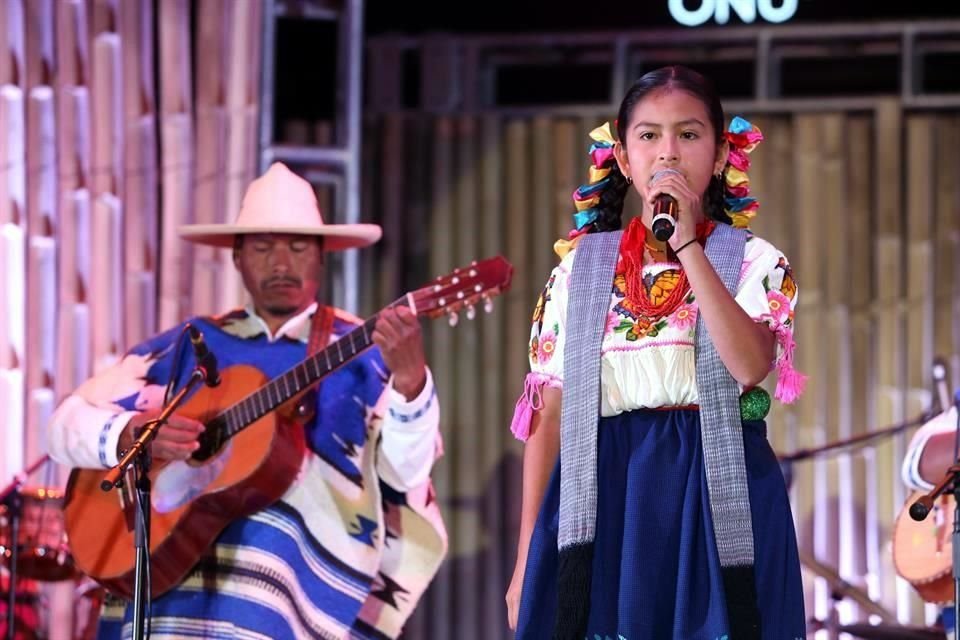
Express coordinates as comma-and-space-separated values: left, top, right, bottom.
178, 162, 382, 250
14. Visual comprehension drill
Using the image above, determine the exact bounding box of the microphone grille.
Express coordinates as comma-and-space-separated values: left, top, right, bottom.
651, 168, 683, 182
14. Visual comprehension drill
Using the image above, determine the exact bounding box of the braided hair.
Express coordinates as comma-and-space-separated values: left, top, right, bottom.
575, 65, 734, 235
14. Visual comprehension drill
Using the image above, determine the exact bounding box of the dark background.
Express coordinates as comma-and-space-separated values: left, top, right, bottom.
362, 0, 960, 33
272, 0, 960, 132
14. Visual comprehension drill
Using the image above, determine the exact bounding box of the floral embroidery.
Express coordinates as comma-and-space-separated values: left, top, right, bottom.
530, 271, 558, 364
669, 303, 698, 330
532, 273, 556, 330
613, 316, 668, 341
762, 257, 797, 301
517, 230, 806, 413
759, 276, 806, 403
538, 325, 559, 363
763, 290, 793, 329
609, 264, 697, 340
604, 311, 620, 335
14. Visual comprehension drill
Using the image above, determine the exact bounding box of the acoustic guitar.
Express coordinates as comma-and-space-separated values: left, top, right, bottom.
892, 489, 955, 604
62, 256, 513, 599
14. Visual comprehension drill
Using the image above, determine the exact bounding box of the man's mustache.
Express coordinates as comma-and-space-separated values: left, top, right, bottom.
262, 276, 301, 288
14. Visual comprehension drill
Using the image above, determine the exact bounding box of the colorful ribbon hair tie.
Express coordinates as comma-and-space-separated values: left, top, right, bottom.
566, 123, 619, 244
562, 116, 764, 255
722, 116, 763, 229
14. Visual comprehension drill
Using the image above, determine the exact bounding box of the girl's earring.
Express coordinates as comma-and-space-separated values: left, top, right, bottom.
626, 175, 633, 184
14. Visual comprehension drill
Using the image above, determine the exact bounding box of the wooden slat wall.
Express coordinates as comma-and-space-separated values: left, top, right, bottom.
0, 1, 261, 636
873, 100, 910, 619
364, 105, 960, 638
934, 115, 960, 398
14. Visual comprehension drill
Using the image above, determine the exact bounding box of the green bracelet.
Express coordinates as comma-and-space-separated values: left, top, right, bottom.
674, 238, 698, 254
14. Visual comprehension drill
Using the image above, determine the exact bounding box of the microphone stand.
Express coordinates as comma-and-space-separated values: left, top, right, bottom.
0, 454, 50, 640
777, 412, 934, 627
100, 366, 207, 640
778, 412, 932, 465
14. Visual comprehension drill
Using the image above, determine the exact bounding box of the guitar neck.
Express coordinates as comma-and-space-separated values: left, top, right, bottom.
208, 313, 382, 445
191, 252, 511, 456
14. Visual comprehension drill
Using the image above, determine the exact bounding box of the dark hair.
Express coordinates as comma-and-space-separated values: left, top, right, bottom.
591, 65, 732, 233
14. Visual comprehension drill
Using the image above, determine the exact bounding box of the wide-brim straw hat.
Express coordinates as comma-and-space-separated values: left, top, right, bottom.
178, 162, 382, 250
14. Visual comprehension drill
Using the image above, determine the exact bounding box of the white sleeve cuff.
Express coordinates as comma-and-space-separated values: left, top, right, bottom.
379, 368, 441, 491
901, 406, 959, 491
99, 410, 138, 467
386, 367, 436, 418
46, 394, 137, 469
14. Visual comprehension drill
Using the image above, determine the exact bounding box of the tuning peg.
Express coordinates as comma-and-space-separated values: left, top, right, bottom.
448, 311, 459, 327
466, 304, 476, 320
484, 296, 494, 313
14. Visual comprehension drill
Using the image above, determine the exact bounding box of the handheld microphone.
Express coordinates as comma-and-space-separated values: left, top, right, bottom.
650, 168, 682, 241
188, 324, 221, 387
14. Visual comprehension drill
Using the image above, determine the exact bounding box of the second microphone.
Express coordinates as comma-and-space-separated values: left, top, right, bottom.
188, 324, 221, 387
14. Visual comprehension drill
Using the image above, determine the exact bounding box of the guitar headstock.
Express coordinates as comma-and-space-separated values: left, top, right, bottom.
410, 256, 513, 325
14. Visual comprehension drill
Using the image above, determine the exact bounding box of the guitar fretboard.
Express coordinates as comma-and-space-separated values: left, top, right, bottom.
197, 314, 382, 456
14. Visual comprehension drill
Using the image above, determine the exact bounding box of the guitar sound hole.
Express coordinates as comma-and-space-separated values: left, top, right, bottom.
191, 417, 227, 462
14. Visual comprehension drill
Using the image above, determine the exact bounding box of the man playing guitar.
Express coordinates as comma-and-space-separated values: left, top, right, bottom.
46, 162, 448, 639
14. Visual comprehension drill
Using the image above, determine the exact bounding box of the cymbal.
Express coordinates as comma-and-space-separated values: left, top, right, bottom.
838, 622, 947, 640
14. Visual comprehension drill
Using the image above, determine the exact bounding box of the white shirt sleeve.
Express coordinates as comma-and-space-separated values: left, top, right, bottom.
46, 395, 138, 469
901, 406, 959, 491
377, 367, 441, 492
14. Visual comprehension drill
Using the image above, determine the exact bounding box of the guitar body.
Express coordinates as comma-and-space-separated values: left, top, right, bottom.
892, 489, 955, 604
63, 364, 306, 599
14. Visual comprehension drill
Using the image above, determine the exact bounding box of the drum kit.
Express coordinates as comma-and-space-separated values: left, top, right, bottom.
0, 454, 89, 640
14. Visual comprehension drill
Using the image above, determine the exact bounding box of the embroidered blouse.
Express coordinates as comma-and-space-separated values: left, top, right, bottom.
510, 231, 803, 441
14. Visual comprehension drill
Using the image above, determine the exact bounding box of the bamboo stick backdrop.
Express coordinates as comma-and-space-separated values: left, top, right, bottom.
0, 0, 262, 636
360, 109, 960, 638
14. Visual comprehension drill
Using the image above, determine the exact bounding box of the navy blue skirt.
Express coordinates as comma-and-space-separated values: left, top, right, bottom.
515, 409, 805, 640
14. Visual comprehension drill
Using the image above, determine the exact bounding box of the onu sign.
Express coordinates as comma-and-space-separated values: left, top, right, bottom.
669, 0, 798, 26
